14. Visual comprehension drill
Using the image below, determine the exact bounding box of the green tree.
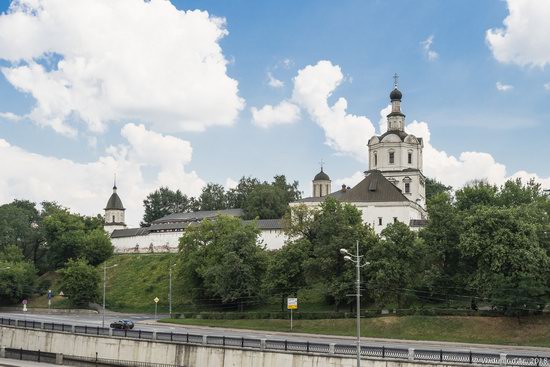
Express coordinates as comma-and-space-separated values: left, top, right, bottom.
455, 180, 498, 211
226, 177, 261, 208
197, 183, 228, 211
286, 197, 376, 311
0, 245, 37, 305
264, 239, 310, 311
425, 178, 452, 201
243, 184, 288, 219
60, 258, 100, 307
82, 229, 114, 266
178, 215, 267, 310
420, 192, 464, 305
459, 205, 550, 315
272, 175, 302, 203
367, 222, 426, 308
141, 187, 194, 226
43, 209, 87, 269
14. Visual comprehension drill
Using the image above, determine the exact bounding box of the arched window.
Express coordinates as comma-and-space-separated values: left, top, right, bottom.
389, 151, 395, 164
112, 215, 116, 223
408, 152, 412, 164
405, 183, 410, 193
374, 152, 378, 166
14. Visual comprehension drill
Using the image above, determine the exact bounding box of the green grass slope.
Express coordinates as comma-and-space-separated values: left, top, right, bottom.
103, 253, 182, 313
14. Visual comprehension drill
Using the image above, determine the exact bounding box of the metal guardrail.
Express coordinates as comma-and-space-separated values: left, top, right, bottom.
1, 317, 549, 366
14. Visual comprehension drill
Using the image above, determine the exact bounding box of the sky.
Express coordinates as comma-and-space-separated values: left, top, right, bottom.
0, 0, 549, 226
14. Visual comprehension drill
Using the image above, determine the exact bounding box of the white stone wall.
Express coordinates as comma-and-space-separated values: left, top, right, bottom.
354, 201, 424, 234
290, 200, 425, 235
112, 229, 286, 253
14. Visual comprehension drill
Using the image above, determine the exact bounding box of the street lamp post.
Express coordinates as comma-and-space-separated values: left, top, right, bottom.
169, 264, 176, 316
340, 241, 369, 367
102, 263, 118, 328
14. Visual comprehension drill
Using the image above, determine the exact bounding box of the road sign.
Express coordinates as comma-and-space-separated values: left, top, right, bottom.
154, 297, 159, 304
22, 299, 27, 305
287, 298, 298, 310
59, 291, 64, 297
47, 290, 52, 300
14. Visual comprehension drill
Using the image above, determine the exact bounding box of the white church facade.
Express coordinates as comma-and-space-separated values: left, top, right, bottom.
105, 83, 427, 252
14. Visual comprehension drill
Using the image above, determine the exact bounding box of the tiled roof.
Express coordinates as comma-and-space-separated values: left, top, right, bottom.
339, 170, 409, 203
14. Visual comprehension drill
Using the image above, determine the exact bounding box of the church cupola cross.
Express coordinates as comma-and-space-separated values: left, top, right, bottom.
393, 73, 399, 88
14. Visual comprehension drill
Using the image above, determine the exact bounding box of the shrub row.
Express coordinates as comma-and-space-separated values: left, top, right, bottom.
171, 308, 505, 320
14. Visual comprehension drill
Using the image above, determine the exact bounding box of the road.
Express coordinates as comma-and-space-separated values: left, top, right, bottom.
1, 311, 549, 358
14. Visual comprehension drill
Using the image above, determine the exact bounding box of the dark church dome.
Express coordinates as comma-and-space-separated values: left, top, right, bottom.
105, 184, 125, 210
390, 87, 402, 101
314, 169, 330, 181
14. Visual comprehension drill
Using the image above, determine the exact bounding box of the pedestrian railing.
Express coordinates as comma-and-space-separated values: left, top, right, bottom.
1, 316, 549, 366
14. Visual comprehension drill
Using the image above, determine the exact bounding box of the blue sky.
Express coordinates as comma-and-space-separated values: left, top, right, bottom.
0, 0, 549, 225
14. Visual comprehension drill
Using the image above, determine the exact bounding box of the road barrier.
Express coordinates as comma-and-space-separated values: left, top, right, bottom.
0, 316, 548, 366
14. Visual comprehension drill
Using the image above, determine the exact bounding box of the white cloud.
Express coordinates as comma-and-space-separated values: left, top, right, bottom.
421, 35, 439, 61
225, 177, 238, 190
0, 112, 23, 122
334, 171, 365, 192
486, 0, 550, 67
251, 100, 301, 128
544, 83, 550, 91
0, 0, 244, 136
269, 60, 550, 190
291, 60, 375, 162
267, 72, 284, 88
0, 124, 204, 226
496, 82, 513, 92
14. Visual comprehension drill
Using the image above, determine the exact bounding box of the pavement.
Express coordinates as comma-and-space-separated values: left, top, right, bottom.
2, 311, 550, 357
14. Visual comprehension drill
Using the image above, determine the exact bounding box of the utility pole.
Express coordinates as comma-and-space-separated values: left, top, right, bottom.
340, 240, 369, 367
102, 263, 118, 328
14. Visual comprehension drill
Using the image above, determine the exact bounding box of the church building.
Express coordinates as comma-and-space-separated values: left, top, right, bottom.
292, 82, 427, 233
104, 81, 427, 252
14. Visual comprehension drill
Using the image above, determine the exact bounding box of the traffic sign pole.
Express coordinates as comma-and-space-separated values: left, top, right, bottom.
153, 297, 160, 319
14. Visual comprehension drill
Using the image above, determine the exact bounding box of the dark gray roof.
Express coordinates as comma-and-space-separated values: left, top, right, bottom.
247, 219, 283, 230
153, 208, 244, 224
110, 228, 148, 238
105, 192, 125, 210
294, 189, 345, 203
313, 169, 330, 181
339, 170, 409, 203
378, 130, 409, 142
111, 216, 283, 239
410, 219, 428, 227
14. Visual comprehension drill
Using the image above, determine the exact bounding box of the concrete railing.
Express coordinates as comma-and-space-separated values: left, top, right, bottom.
1, 317, 549, 367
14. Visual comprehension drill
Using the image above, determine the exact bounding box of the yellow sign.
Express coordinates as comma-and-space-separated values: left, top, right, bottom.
154, 297, 159, 303
287, 298, 298, 310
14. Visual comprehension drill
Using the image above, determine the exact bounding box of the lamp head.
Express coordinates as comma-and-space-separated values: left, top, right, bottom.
340, 248, 350, 255
343, 255, 352, 262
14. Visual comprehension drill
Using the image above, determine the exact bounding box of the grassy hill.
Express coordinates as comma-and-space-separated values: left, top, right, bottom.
103, 253, 182, 313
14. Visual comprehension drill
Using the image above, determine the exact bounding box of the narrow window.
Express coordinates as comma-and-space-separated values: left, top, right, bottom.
405, 183, 410, 193
393, 217, 398, 223
112, 215, 115, 223
374, 152, 378, 166
378, 217, 383, 226
320, 185, 323, 197
326, 184, 329, 194
389, 152, 394, 164
408, 152, 412, 164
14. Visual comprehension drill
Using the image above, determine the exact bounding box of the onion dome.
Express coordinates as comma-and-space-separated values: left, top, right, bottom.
314, 168, 330, 181
390, 87, 402, 101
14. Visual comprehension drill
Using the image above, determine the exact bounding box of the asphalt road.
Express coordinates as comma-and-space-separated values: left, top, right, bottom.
1, 311, 549, 358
